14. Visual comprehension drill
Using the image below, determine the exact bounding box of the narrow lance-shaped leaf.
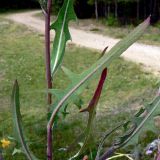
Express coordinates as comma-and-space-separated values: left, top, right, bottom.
69, 68, 108, 160
49, 47, 109, 116
95, 123, 125, 160
105, 94, 160, 151
95, 93, 160, 160
11, 80, 38, 160
121, 95, 160, 147
50, 0, 76, 76
95, 107, 146, 160
96, 109, 145, 160
48, 17, 150, 127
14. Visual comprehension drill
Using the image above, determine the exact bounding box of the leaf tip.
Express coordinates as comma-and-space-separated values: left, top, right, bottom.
13, 80, 19, 92
14, 79, 18, 84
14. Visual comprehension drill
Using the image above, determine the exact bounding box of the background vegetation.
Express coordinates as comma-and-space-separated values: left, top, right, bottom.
1, 0, 160, 24
0, 0, 39, 12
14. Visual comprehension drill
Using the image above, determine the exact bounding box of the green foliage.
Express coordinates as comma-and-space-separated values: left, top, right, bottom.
0, 18, 158, 160
87, 0, 94, 5
52, 0, 64, 14
0, 16, 158, 159
48, 16, 150, 159
11, 81, 38, 160
69, 68, 108, 159
4, 0, 159, 159
106, 15, 119, 26
122, 95, 160, 147
49, 17, 150, 121
50, 0, 76, 76
95, 95, 160, 159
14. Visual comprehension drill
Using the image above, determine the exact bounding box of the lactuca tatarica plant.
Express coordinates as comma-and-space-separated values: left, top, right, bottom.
10, 0, 160, 160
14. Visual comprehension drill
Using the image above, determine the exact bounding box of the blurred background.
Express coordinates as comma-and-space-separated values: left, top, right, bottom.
0, 0, 160, 25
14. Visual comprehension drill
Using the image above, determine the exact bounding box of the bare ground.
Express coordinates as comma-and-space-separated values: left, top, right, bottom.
5, 10, 160, 75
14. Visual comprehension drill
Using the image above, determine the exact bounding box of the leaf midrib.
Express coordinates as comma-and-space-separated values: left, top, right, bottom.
52, 0, 70, 73
14, 87, 33, 160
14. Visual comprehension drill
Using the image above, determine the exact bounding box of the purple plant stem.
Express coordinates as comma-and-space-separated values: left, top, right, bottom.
156, 151, 160, 160
0, 153, 4, 160
46, 47, 108, 160
45, 0, 52, 106
45, 0, 52, 160
97, 147, 115, 160
47, 126, 52, 160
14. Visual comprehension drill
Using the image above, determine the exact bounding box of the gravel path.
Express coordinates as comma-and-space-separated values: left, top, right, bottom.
6, 10, 160, 75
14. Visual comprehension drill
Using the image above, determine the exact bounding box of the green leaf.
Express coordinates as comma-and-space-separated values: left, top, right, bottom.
69, 68, 108, 160
11, 80, 38, 160
50, 0, 76, 76
12, 148, 23, 156
49, 17, 150, 125
49, 88, 82, 115
61, 66, 80, 82
95, 94, 160, 158
122, 95, 160, 147
95, 123, 124, 160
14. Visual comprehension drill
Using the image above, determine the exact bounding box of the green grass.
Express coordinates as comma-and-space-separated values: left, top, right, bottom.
0, 16, 159, 160
96, 22, 160, 46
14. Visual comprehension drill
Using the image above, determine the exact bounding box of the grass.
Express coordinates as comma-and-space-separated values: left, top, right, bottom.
94, 22, 160, 46
0, 15, 159, 160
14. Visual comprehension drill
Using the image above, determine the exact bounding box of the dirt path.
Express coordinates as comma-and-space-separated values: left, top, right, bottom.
6, 10, 160, 75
